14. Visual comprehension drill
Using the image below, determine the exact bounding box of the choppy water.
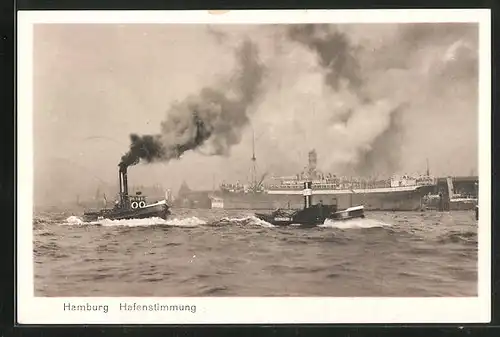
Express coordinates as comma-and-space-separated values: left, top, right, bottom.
33, 209, 477, 297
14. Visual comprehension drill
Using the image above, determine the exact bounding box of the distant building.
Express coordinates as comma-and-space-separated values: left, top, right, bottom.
175, 181, 211, 208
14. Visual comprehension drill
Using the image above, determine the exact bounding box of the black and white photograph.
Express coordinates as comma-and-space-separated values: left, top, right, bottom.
17, 9, 491, 324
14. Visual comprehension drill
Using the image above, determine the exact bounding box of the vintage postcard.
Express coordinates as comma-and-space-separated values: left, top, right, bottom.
17, 9, 491, 324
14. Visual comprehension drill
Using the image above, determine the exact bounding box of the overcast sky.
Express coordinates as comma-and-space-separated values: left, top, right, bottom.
33, 23, 479, 206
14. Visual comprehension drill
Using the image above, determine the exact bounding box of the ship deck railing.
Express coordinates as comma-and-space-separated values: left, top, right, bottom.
266, 181, 434, 191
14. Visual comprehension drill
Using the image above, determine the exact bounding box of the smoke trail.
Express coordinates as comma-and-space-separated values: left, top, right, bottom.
287, 24, 363, 92
281, 23, 478, 177
353, 104, 406, 176
285, 24, 402, 175
119, 39, 265, 170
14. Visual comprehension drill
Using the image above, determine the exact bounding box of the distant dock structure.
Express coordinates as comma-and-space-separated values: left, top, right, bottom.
423, 176, 478, 211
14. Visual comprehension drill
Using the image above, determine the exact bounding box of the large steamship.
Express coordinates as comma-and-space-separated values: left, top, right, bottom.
209, 150, 439, 211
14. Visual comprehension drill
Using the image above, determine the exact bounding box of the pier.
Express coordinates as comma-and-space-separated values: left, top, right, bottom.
429, 176, 478, 211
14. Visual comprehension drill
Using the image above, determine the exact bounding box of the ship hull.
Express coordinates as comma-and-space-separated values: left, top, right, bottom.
255, 205, 365, 228
83, 201, 170, 222
449, 199, 477, 210
423, 198, 477, 211
211, 185, 436, 211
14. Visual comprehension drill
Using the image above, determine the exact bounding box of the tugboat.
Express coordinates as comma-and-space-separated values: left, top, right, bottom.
255, 182, 365, 228
82, 166, 171, 222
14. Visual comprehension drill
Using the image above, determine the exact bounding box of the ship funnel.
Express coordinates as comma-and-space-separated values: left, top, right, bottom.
119, 167, 129, 207
118, 170, 123, 198
303, 181, 312, 209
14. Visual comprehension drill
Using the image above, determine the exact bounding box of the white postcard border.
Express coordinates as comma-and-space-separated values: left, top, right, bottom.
17, 9, 492, 324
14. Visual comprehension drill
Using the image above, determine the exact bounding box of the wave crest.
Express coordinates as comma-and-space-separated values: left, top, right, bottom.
319, 218, 391, 229
63, 216, 206, 227
211, 215, 276, 228
62, 215, 391, 229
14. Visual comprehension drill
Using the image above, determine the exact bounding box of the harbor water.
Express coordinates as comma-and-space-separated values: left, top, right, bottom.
33, 209, 477, 297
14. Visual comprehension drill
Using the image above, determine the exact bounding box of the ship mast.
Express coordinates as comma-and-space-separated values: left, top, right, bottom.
251, 127, 257, 189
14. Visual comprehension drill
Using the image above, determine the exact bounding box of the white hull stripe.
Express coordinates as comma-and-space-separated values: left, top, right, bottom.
142, 200, 167, 208
267, 186, 420, 195
450, 198, 477, 202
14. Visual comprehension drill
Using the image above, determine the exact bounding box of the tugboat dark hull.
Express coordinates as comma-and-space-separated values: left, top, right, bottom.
255, 181, 365, 228
255, 205, 365, 228
83, 201, 170, 222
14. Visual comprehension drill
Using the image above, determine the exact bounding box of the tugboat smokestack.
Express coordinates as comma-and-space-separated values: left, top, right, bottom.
118, 170, 123, 197
303, 181, 312, 209
119, 166, 129, 207
122, 169, 129, 197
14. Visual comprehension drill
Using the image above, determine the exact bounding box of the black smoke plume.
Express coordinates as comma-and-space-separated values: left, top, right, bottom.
119, 39, 264, 171
286, 24, 402, 176
353, 104, 406, 177
286, 23, 477, 177
119, 134, 165, 169
287, 24, 363, 92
